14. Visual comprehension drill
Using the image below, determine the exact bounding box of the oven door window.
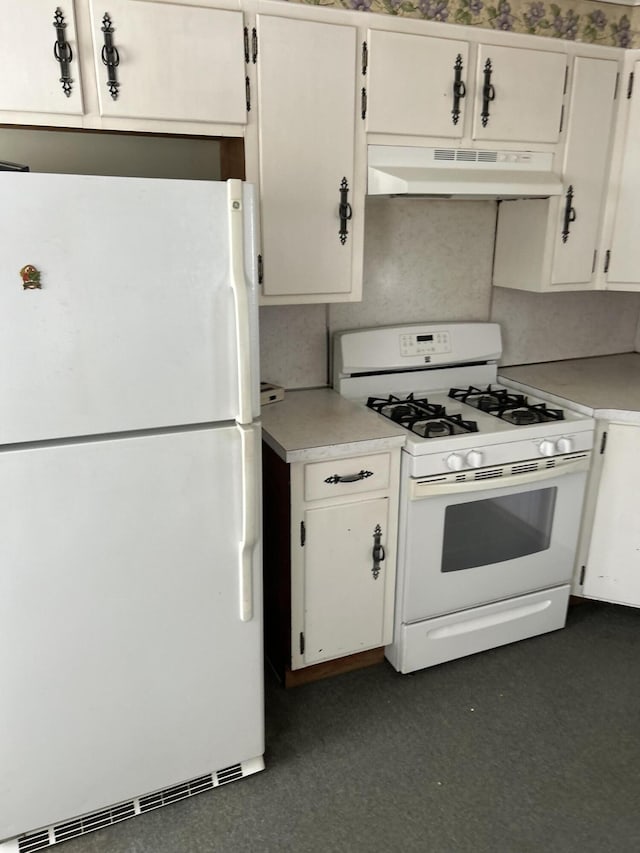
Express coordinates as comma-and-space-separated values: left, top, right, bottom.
441, 487, 557, 573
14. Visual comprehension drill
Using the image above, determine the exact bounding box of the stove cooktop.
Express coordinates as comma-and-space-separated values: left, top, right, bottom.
364, 383, 594, 469
367, 386, 570, 440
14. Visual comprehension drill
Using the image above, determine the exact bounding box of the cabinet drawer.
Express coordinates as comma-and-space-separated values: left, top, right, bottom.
304, 453, 390, 501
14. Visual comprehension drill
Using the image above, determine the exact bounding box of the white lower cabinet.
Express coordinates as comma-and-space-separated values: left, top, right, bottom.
302, 497, 389, 665
579, 422, 640, 607
262, 442, 399, 685
291, 452, 399, 672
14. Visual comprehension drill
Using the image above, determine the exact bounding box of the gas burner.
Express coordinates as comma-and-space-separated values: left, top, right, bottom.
408, 413, 479, 439
450, 385, 565, 425
367, 394, 478, 437
501, 407, 542, 425
367, 394, 445, 423
496, 401, 565, 425
449, 385, 524, 411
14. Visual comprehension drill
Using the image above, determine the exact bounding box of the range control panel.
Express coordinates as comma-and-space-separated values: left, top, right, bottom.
400, 331, 452, 357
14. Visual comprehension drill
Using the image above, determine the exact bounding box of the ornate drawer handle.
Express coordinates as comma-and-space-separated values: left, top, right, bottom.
372, 524, 385, 580
324, 470, 373, 485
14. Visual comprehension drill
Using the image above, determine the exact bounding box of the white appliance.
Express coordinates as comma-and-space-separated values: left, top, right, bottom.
334, 323, 594, 674
0, 174, 264, 851
367, 145, 563, 197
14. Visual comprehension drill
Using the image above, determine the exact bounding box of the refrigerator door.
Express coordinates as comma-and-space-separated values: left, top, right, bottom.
0, 425, 263, 839
0, 174, 259, 444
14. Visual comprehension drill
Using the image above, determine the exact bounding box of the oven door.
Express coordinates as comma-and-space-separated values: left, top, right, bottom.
400, 455, 590, 621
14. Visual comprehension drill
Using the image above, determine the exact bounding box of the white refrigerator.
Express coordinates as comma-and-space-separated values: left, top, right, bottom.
0, 173, 264, 850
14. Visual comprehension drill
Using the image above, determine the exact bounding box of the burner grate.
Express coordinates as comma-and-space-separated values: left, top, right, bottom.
450, 385, 565, 424
368, 394, 478, 438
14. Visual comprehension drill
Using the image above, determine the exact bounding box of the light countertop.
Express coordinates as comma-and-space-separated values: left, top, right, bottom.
499, 353, 640, 424
260, 388, 406, 463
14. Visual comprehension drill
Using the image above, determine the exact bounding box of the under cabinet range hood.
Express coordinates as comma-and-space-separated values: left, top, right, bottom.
367, 145, 563, 199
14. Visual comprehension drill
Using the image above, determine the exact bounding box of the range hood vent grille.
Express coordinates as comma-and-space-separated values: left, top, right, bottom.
434, 148, 498, 163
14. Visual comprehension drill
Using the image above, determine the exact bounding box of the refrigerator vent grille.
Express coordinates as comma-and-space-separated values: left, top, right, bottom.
15, 764, 244, 851
17, 831, 50, 853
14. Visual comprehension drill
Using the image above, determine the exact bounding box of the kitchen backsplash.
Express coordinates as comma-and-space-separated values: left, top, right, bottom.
259, 198, 640, 387
282, 0, 637, 47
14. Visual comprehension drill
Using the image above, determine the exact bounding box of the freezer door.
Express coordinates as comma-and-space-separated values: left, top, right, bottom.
0, 173, 259, 444
0, 425, 263, 839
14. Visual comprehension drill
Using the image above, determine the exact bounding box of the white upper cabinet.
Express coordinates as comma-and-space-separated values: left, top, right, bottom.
0, 1, 85, 117
363, 27, 566, 146
551, 57, 618, 285
87, 0, 246, 125
0, 0, 247, 131
472, 44, 566, 144
603, 59, 640, 289
365, 30, 469, 139
255, 14, 362, 303
493, 54, 619, 292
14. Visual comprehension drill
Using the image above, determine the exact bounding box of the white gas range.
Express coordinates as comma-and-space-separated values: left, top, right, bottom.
334, 323, 595, 674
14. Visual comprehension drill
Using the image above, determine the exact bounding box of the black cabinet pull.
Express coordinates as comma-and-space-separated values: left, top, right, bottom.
371, 524, 385, 580
481, 59, 495, 128
452, 54, 466, 126
324, 469, 373, 485
100, 13, 120, 100
561, 185, 577, 243
338, 177, 353, 246
53, 7, 73, 97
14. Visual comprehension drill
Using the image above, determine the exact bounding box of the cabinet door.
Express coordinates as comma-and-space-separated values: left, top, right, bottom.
303, 498, 389, 665
256, 15, 358, 299
365, 30, 468, 138
583, 424, 640, 607
606, 61, 640, 286
0, 0, 84, 116
88, 0, 246, 124
473, 44, 566, 144
551, 58, 618, 285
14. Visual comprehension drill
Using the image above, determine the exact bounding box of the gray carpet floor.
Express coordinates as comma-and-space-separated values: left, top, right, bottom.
59, 601, 640, 852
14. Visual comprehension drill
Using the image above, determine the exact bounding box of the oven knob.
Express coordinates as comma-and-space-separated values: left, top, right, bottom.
539, 439, 557, 456
446, 452, 465, 471
556, 436, 573, 454
465, 450, 484, 468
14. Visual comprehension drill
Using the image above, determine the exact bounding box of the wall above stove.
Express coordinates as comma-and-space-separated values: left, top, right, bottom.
259, 199, 640, 389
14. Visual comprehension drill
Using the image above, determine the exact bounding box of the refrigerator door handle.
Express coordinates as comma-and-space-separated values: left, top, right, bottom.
228, 179, 253, 427
238, 422, 259, 622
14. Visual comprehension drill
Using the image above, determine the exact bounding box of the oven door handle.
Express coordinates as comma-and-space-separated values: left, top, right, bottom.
412, 455, 590, 499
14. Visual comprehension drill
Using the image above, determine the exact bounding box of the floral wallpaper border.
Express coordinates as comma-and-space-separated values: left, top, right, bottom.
284, 0, 637, 46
